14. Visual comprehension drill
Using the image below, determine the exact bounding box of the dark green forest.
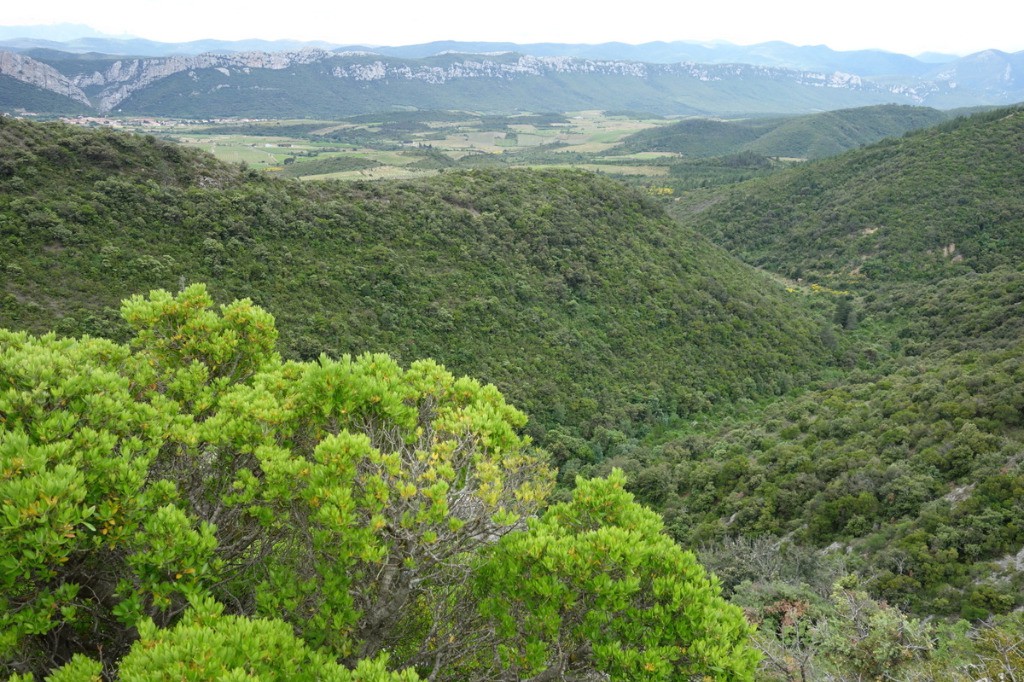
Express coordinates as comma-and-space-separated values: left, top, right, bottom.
672, 106, 1024, 284
612, 105, 952, 160
2, 106, 1024, 680
0, 116, 829, 443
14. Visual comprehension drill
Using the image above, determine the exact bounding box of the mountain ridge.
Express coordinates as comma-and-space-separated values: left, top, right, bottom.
0, 31, 962, 64
2, 45, 1021, 117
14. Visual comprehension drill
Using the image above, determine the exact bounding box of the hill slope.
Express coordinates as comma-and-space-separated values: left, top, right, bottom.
671, 106, 1024, 284
0, 117, 831, 443
613, 105, 952, 159
630, 106, 1024, 619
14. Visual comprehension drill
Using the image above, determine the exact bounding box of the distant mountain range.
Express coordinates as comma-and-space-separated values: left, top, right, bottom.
0, 28, 962, 67
0, 26, 339, 58
0, 32, 1021, 117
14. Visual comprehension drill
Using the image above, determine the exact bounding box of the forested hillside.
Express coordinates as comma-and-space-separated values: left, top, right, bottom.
0, 116, 829, 445
672, 105, 1024, 283
610, 107, 1024, 670
4, 107, 1024, 680
613, 104, 951, 159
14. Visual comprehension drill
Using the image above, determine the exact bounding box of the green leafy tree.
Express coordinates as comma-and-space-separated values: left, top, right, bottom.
1, 286, 756, 680
476, 471, 759, 680
0, 327, 188, 673
115, 596, 417, 682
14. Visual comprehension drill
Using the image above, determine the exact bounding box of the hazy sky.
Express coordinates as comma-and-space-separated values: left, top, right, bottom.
5, 0, 1023, 56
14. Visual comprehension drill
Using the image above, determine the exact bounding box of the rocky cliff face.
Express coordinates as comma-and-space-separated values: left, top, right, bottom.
0, 51, 91, 106
1, 48, 1019, 115
66, 49, 336, 111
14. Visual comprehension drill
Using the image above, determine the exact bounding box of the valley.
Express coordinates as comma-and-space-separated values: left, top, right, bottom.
51, 103, 962, 196
1, 38, 1023, 677
150, 110, 670, 181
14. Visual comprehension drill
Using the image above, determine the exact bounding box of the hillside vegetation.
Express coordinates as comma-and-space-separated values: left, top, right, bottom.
613, 105, 951, 160
614, 106, 1024, 630
671, 106, 1024, 284
0, 116, 830, 447
3, 106, 1024, 680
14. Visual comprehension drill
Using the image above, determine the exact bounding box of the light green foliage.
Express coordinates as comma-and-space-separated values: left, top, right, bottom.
121, 283, 279, 411
0, 430, 90, 653
190, 333, 554, 658
477, 471, 759, 680
115, 597, 416, 682
122, 286, 554, 663
0, 327, 184, 667
43, 654, 103, 681
119, 505, 219, 616
1, 287, 748, 681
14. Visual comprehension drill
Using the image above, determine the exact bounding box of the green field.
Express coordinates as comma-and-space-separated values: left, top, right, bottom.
139, 111, 670, 180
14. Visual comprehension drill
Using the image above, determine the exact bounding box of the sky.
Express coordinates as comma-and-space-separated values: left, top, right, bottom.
4, 0, 1023, 56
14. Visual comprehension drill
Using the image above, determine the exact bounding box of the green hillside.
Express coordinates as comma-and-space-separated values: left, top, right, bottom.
4, 107, 1024, 680
0, 117, 831, 446
614, 117, 779, 157
623, 107, 1024, 622
611, 266, 1024, 622
747, 105, 950, 158
0, 74, 89, 115
614, 105, 950, 159
672, 105, 1024, 284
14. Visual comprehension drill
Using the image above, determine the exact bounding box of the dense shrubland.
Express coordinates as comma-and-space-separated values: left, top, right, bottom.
0, 116, 829, 447
1, 286, 757, 680
4, 107, 1024, 679
642, 106, 1024, 677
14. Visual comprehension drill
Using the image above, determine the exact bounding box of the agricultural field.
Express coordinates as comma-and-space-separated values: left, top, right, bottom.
136, 110, 675, 182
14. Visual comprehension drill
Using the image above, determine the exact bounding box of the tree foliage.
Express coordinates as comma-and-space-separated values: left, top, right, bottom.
0, 116, 829, 450
1, 286, 756, 680
477, 471, 758, 680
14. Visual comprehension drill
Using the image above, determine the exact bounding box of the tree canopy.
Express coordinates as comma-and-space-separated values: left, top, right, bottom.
1, 285, 757, 681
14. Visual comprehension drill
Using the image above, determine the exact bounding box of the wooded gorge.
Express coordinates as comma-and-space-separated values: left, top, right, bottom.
2, 105, 1023, 680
